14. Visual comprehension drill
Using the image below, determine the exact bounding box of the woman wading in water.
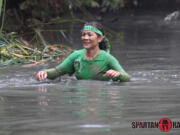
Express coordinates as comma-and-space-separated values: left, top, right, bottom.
36, 21, 130, 82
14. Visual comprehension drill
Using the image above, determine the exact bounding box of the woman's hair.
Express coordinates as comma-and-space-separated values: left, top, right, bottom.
83, 21, 111, 53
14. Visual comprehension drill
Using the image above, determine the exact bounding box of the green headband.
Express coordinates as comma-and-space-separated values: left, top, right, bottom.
82, 25, 103, 36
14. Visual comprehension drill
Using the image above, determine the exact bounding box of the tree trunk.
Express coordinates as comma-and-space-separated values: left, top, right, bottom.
0, 0, 3, 17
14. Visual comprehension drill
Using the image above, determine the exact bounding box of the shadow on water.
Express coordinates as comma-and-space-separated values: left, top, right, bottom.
1, 12, 180, 135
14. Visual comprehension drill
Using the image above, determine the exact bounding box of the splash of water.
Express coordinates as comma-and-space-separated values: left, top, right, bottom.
164, 11, 180, 23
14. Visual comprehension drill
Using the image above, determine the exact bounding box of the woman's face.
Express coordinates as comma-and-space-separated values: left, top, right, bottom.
81, 31, 103, 50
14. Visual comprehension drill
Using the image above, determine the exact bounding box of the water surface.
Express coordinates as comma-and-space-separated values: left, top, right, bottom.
0, 12, 180, 135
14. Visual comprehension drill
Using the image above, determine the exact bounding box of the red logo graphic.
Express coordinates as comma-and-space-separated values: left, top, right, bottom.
159, 118, 172, 132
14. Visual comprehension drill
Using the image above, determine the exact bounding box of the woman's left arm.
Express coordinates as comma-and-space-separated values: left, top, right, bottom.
106, 54, 130, 82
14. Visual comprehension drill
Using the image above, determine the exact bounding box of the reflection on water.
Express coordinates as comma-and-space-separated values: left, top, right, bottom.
0, 81, 126, 135
1, 12, 180, 135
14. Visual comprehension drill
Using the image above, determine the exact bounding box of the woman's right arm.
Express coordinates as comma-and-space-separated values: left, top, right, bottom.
36, 67, 65, 81
36, 70, 47, 81
36, 50, 79, 81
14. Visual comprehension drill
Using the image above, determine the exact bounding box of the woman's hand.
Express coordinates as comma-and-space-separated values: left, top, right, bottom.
36, 71, 47, 81
104, 70, 120, 79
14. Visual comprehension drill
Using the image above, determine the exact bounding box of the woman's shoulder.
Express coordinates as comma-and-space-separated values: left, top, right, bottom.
68, 49, 85, 59
70, 49, 84, 55
100, 50, 113, 57
99, 50, 119, 61
74, 49, 85, 54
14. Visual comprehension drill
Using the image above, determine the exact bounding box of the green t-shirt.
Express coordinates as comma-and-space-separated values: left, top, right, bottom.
46, 49, 130, 81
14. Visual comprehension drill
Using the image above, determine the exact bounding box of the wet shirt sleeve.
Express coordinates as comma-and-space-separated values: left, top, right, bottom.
46, 51, 78, 80
107, 54, 130, 82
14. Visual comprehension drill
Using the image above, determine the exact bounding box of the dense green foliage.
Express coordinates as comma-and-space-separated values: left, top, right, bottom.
0, 31, 73, 66
2, 0, 180, 33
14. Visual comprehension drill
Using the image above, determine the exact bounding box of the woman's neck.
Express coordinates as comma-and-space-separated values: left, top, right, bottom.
85, 47, 100, 60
